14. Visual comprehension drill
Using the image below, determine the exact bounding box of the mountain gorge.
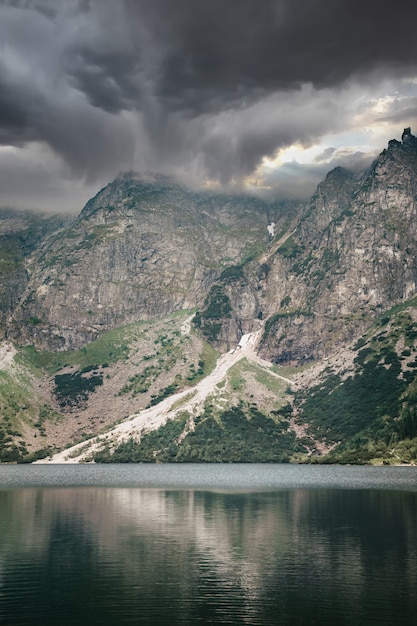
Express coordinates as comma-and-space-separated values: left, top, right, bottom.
1, 129, 417, 464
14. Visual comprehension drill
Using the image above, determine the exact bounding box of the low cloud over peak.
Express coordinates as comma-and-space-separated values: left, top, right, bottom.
1, 0, 417, 211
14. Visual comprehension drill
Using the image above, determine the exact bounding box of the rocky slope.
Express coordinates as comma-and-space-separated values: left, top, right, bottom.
1, 128, 417, 464
28, 292, 417, 465
8, 173, 301, 351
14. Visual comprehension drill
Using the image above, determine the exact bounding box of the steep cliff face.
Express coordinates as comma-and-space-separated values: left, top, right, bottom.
0, 211, 69, 339
253, 129, 417, 363
8, 174, 297, 350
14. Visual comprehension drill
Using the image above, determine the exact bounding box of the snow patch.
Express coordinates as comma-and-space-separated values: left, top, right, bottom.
267, 222, 275, 237
238, 333, 253, 348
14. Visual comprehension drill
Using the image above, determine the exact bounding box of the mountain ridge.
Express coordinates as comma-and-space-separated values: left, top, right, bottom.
1, 128, 417, 464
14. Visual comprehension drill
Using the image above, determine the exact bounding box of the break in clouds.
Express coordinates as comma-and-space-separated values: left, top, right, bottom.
1, 0, 417, 211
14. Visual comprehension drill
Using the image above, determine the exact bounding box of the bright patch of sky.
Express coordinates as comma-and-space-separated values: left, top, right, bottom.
249, 81, 417, 194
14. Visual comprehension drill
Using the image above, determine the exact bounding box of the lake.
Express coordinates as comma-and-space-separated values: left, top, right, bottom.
0, 464, 416, 625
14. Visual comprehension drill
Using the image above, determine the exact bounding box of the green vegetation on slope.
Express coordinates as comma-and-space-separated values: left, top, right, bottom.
193, 284, 232, 342
293, 307, 417, 464
173, 405, 303, 462
0, 311, 222, 462
54, 369, 104, 408
277, 234, 302, 259
0, 367, 57, 462
93, 355, 297, 464
297, 347, 406, 443
18, 323, 132, 374
94, 404, 306, 463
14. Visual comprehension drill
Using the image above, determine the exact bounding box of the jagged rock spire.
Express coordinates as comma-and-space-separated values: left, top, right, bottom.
402, 127, 411, 139
401, 127, 417, 148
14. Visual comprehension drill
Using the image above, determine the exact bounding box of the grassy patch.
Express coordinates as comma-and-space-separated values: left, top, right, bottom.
228, 364, 246, 391
0, 368, 57, 461
277, 235, 302, 259
0, 371, 38, 427
18, 311, 195, 375
226, 359, 288, 397
18, 326, 131, 374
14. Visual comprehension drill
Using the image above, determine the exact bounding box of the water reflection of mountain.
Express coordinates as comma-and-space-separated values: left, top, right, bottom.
1, 488, 417, 625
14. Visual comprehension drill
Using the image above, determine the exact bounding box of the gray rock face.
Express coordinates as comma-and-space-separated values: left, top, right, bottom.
0, 211, 69, 339
8, 174, 292, 350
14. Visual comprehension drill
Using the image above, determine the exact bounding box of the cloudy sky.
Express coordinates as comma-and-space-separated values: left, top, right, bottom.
1, 0, 417, 213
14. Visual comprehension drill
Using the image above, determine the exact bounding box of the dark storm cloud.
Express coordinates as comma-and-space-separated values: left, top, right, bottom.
0, 84, 37, 145
2, 0, 56, 17
123, 0, 417, 113
1, 0, 417, 204
194, 86, 348, 184
0, 1, 138, 182
66, 46, 141, 114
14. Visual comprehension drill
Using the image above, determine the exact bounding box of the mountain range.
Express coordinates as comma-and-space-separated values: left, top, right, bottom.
1, 129, 417, 464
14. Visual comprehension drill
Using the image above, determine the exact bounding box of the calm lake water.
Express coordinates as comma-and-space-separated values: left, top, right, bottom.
0, 465, 416, 625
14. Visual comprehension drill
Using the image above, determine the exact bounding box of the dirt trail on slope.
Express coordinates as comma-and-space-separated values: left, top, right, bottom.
38, 331, 295, 463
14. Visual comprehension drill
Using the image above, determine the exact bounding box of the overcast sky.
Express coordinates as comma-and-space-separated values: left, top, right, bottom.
1, 0, 417, 213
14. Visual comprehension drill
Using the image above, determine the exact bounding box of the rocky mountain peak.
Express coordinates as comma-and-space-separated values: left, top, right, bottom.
315, 164, 356, 206
323, 164, 354, 183
297, 165, 356, 236
385, 127, 417, 155
4, 126, 417, 360
362, 127, 417, 207
401, 126, 417, 149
